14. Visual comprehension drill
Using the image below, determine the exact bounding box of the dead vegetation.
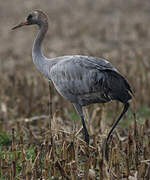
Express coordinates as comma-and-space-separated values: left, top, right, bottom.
0, 109, 150, 179
0, 0, 150, 179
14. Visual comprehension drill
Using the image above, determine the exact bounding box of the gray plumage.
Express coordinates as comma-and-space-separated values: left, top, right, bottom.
49, 55, 130, 104
12, 10, 133, 160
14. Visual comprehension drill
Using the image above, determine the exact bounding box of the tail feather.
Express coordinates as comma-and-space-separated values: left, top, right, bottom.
122, 76, 134, 96
105, 70, 133, 103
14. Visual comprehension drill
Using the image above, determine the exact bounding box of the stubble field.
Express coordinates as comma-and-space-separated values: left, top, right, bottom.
0, 0, 150, 179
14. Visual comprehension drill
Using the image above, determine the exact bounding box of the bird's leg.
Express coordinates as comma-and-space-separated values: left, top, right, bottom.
105, 102, 129, 161
48, 81, 53, 130
73, 103, 89, 145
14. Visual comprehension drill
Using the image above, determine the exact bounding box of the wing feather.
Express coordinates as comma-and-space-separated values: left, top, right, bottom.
49, 55, 132, 104
50, 56, 114, 95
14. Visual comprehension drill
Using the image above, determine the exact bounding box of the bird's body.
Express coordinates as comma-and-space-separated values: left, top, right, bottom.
12, 10, 133, 160
49, 55, 131, 106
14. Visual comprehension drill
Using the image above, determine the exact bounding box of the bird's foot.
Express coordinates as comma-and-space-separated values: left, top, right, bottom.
84, 132, 89, 145
104, 139, 109, 162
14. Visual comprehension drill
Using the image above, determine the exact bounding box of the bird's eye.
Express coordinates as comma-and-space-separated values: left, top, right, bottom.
27, 14, 32, 21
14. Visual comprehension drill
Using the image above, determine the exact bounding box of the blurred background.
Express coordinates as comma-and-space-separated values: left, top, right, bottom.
0, 0, 150, 179
0, 0, 149, 122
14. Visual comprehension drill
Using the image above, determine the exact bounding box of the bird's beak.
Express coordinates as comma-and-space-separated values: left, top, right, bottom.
11, 21, 28, 30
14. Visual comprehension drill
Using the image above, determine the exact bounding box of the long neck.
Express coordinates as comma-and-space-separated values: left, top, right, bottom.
32, 21, 49, 77
32, 21, 48, 59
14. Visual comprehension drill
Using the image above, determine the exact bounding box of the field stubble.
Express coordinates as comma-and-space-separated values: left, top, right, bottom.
0, 0, 150, 179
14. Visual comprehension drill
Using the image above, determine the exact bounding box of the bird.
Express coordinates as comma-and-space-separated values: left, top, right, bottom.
12, 10, 133, 160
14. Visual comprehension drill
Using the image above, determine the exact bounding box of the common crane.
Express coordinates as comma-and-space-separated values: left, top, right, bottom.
12, 10, 133, 160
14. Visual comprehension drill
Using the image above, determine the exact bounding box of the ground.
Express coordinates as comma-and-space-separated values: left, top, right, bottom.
0, 0, 150, 179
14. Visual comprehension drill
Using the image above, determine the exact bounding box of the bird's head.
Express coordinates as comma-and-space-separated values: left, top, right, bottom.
12, 10, 48, 30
